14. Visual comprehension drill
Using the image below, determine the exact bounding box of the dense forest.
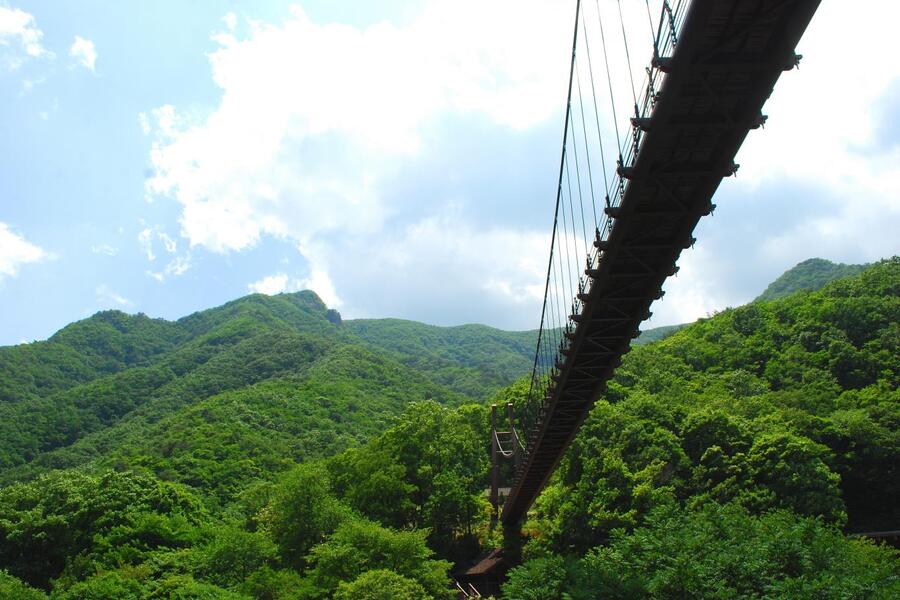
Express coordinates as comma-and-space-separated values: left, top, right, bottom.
0, 258, 896, 598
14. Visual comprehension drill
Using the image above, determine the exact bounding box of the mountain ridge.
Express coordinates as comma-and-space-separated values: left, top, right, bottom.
755, 257, 867, 302
0, 257, 885, 487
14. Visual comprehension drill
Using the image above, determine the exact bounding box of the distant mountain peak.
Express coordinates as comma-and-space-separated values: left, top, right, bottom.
755, 257, 867, 302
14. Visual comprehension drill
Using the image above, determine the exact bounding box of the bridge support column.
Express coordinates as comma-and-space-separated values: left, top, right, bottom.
502, 518, 525, 566
506, 402, 521, 475
490, 405, 499, 515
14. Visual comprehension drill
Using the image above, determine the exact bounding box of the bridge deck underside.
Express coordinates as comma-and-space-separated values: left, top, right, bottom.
502, 0, 821, 524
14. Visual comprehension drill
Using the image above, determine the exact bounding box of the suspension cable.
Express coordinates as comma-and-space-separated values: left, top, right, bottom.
595, 0, 623, 163
645, 0, 657, 46
558, 172, 575, 319
574, 60, 598, 230
565, 111, 587, 264
580, 15, 611, 212
563, 148, 582, 281
526, 0, 582, 403
617, 0, 640, 113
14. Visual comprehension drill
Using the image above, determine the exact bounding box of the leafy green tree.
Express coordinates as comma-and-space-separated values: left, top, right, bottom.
305, 519, 452, 599
0, 470, 207, 588
743, 431, 844, 523
680, 408, 749, 462
53, 571, 145, 600
501, 555, 569, 600
193, 525, 278, 587
238, 567, 312, 600
0, 571, 47, 600
263, 464, 351, 569
328, 401, 489, 557
333, 569, 430, 600
143, 574, 250, 599
330, 447, 415, 529
565, 503, 899, 600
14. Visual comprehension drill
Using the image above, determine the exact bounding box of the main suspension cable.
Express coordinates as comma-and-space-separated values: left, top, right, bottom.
595, 0, 623, 164
574, 60, 598, 230
580, 15, 611, 211
566, 110, 587, 263
527, 0, 582, 403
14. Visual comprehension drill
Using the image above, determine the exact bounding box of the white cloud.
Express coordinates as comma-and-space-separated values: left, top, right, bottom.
222, 12, 237, 32
138, 112, 151, 135
736, 2, 900, 190
164, 254, 190, 276
19, 76, 44, 95
69, 35, 96, 71
158, 232, 177, 254
647, 244, 730, 327
95, 284, 133, 308
248, 273, 291, 295
143, 0, 571, 255
727, 2, 900, 259
140, 225, 190, 282
137, 227, 155, 261
138, 227, 180, 261
247, 269, 341, 306
140, 0, 574, 328
0, 223, 47, 281
382, 216, 547, 306
91, 243, 118, 256
296, 268, 340, 307
309, 213, 549, 327
146, 253, 191, 282
0, 5, 50, 70
142, 0, 899, 332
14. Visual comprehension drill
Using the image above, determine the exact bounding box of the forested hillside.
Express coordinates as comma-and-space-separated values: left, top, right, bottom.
0, 259, 896, 598
505, 257, 899, 597
344, 320, 536, 399
756, 257, 867, 302
633, 257, 868, 346
633, 322, 686, 345
0, 291, 538, 491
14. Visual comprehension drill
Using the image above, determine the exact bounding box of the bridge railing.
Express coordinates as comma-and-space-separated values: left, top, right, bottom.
525, 0, 690, 449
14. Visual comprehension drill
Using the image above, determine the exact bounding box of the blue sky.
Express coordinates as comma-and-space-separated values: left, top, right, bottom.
1, 0, 898, 346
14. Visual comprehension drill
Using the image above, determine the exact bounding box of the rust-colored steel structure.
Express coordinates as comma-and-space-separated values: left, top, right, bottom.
502, 0, 821, 526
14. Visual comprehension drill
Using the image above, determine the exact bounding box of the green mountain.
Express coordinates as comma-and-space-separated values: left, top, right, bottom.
756, 257, 867, 302
634, 322, 687, 345
0, 311, 183, 404
0, 259, 896, 598
634, 257, 870, 346
0, 258, 884, 489
0, 291, 537, 491
344, 319, 536, 399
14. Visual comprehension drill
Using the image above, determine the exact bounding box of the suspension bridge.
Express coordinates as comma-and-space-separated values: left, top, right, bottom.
465, 0, 821, 589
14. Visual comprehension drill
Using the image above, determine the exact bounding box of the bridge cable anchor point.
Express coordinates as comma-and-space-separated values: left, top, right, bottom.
651, 55, 674, 73
617, 164, 636, 180
631, 116, 653, 132
784, 53, 803, 71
